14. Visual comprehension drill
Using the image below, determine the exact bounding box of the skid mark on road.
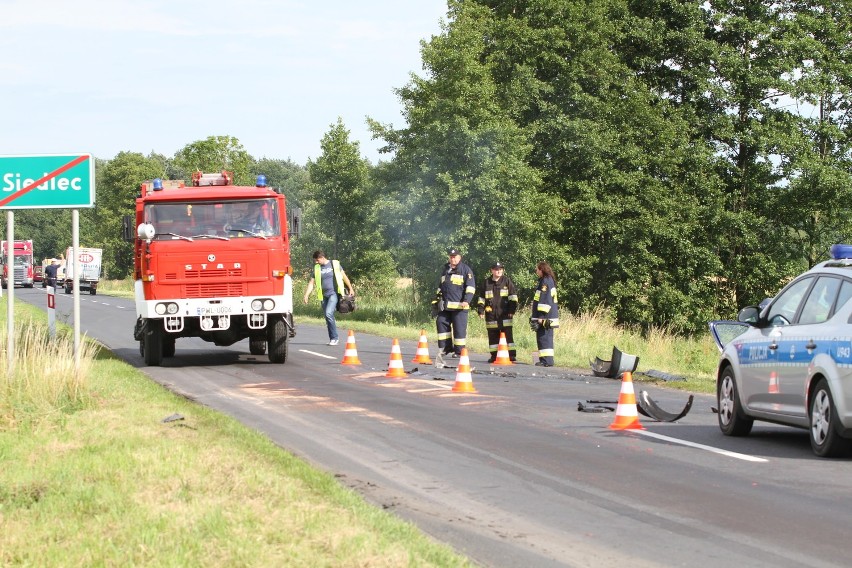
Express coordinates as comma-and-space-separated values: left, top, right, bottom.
241, 382, 405, 425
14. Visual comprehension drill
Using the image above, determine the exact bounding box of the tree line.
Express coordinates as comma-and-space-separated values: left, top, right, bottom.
4, 1, 852, 335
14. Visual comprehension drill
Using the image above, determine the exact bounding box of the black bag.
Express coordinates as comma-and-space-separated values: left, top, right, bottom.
337, 294, 356, 314
430, 298, 445, 318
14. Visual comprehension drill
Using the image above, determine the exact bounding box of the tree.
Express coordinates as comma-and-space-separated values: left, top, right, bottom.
372, 1, 563, 301
774, 0, 852, 268
375, 0, 725, 331
92, 152, 165, 278
2, 208, 72, 265
172, 136, 254, 185
303, 119, 395, 281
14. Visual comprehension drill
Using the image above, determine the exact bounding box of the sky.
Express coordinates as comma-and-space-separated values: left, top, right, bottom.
0, 0, 448, 165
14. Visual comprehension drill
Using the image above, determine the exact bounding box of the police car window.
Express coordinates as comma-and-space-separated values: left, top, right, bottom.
839, 281, 852, 320
798, 277, 840, 325
765, 276, 813, 326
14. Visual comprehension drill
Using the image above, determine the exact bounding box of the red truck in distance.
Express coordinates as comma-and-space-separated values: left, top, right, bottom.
1, 239, 35, 288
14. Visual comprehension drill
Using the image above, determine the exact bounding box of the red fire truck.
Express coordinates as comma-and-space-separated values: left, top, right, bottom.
1, 239, 35, 288
125, 171, 297, 366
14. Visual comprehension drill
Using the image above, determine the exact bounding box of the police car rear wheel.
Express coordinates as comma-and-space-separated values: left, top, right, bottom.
809, 379, 851, 458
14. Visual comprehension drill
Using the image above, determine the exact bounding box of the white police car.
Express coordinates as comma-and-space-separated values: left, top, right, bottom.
709, 244, 852, 457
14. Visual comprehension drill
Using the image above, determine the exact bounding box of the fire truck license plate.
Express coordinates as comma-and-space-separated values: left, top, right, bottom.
199, 306, 232, 315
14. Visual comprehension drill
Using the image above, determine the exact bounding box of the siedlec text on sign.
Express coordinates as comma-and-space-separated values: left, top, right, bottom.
3, 172, 84, 192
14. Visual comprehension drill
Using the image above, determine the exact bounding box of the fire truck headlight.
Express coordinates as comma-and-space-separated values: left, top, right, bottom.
263, 299, 274, 310
251, 299, 263, 311
167, 303, 179, 315
155, 303, 167, 315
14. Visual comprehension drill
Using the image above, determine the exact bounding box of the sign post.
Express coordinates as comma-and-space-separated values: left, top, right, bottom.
1, 153, 94, 375
4, 211, 13, 377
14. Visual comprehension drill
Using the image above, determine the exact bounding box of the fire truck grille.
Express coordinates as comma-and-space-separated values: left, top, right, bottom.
165, 268, 246, 298
185, 282, 244, 297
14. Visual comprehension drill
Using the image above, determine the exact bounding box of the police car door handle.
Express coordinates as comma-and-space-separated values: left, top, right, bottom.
769, 342, 779, 350
806, 340, 817, 350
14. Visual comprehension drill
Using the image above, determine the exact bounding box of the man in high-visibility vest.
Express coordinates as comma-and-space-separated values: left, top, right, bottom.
303, 250, 354, 346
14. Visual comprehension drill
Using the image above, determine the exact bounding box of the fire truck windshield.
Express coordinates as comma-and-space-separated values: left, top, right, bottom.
144, 199, 280, 239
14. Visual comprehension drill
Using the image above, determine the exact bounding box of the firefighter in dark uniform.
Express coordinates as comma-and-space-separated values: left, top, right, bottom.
477, 261, 518, 362
432, 247, 476, 359
531, 261, 559, 366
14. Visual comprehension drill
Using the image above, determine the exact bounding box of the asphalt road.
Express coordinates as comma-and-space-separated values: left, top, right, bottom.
10, 286, 852, 568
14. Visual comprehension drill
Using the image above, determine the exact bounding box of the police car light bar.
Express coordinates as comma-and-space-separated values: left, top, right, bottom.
830, 244, 852, 260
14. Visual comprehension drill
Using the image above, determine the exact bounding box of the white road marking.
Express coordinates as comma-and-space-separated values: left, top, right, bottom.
635, 430, 768, 462
299, 349, 337, 360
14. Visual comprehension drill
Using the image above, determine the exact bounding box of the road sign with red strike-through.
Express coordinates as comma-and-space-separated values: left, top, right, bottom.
0, 154, 95, 209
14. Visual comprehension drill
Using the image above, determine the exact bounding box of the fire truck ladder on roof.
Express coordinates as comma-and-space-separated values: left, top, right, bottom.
191, 171, 233, 186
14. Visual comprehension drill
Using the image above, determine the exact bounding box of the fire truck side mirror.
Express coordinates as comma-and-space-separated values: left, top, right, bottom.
122, 215, 134, 242
288, 207, 302, 238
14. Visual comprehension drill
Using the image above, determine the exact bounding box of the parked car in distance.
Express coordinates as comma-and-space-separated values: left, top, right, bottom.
709, 244, 852, 457
33, 264, 43, 284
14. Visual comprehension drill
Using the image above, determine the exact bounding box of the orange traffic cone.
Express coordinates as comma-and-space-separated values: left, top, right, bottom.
386, 338, 408, 378
412, 329, 433, 364
452, 348, 477, 393
608, 371, 644, 430
341, 330, 362, 365
492, 332, 513, 365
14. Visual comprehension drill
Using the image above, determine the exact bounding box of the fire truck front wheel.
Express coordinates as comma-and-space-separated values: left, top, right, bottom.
163, 336, 176, 358
267, 318, 288, 364
143, 322, 164, 366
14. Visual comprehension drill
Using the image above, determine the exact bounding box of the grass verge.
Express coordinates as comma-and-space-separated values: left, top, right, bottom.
0, 300, 471, 567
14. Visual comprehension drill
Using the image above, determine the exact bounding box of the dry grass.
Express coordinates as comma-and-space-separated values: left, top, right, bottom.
0, 312, 99, 430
